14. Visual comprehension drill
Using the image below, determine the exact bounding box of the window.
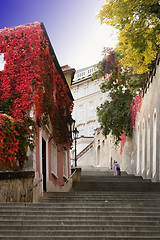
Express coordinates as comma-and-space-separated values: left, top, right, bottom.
89, 102, 94, 118
88, 82, 94, 94
0, 53, 6, 71
63, 148, 68, 178
51, 142, 57, 177
88, 125, 94, 137
79, 127, 84, 137
79, 105, 84, 121
78, 87, 84, 98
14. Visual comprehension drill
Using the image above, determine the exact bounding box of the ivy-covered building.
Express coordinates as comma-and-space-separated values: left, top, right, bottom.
0, 22, 75, 201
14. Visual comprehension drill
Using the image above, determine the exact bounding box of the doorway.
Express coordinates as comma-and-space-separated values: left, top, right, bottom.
42, 138, 46, 192
97, 145, 100, 166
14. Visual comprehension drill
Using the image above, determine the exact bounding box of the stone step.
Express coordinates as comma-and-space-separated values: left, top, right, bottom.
0, 210, 160, 217
1, 169, 160, 239
0, 237, 160, 240
42, 192, 160, 199
0, 225, 160, 231
1, 206, 160, 212
0, 219, 159, 226
80, 175, 150, 180
80, 170, 128, 176
0, 215, 160, 221
0, 229, 160, 237
41, 196, 160, 203
79, 178, 152, 182
73, 180, 160, 185
1, 200, 160, 207
41, 197, 160, 203
72, 183, 160, 192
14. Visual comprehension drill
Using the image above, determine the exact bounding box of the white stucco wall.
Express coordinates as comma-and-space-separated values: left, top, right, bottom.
120, 58, 160, 181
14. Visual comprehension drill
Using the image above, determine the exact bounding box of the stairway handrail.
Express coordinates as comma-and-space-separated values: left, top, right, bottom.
62, 168, 78, 186
20, 178, 42, 200
76, 140, 94, 160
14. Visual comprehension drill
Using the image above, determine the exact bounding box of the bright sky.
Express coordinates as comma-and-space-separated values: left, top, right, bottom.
0, 0, 118, 71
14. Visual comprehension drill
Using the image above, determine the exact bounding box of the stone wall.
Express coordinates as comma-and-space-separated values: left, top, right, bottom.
0, 171, 35, 202
112, 55, 160, 182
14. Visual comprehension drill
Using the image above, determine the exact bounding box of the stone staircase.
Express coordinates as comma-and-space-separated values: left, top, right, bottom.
0, 169, 160, 239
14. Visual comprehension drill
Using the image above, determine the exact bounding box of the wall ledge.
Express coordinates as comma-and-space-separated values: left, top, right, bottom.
0, 171, 35, 180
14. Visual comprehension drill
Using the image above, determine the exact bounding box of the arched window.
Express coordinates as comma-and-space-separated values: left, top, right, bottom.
137, 123, 140, 175
147, 115, 151, 177
97, 145, 100, 166
142, 118, 145, 175
153, 109, 157, 179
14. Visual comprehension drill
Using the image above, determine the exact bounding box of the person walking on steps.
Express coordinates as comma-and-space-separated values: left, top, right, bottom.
113, 160, 121, 176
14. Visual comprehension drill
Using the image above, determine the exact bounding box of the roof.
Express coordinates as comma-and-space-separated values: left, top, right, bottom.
61, 65, 76, 85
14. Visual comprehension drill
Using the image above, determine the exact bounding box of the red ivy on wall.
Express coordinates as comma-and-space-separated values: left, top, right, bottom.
130, 92, 143, 130
120, 92, 143, 154
120, 131, 127, 155
0, 114, 19, 169
0, 22, 73, 119
0, 22, 73, 167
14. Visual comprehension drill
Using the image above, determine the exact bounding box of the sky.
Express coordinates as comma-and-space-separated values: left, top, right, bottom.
0, 0, 118, 71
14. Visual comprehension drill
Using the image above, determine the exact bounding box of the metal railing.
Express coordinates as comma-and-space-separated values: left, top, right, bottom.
62, 168, 78, 186
21, 179, 42, 201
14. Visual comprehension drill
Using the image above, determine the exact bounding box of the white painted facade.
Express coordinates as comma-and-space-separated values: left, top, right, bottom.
71, 65, 109, 164
74, 53, 160, 182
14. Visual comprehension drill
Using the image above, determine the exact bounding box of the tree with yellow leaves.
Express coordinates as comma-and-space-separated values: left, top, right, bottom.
97, 0, 160, 74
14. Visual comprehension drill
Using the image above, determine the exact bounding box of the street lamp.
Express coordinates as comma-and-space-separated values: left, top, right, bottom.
67, 114, 75, 139
73, 127, 79, 167
67, 115, 79, 168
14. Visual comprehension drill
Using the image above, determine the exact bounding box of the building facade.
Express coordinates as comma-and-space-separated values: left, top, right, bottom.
78, 51, 160, 182
71, 65, 109, 165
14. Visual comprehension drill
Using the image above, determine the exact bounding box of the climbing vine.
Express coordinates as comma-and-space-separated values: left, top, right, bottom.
0, 22, 73, 169
96, 48, 145, 151
130, 93, 143, 130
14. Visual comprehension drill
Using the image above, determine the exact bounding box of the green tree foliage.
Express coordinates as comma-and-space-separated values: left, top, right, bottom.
97, 0, 160, 74
97, 90, 133, 144
95, 48, 146, 144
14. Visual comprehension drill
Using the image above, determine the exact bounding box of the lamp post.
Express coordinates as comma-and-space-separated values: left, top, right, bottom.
73, 127, 79, 167
67, 115, 79, 168
67, 114, 75, 139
